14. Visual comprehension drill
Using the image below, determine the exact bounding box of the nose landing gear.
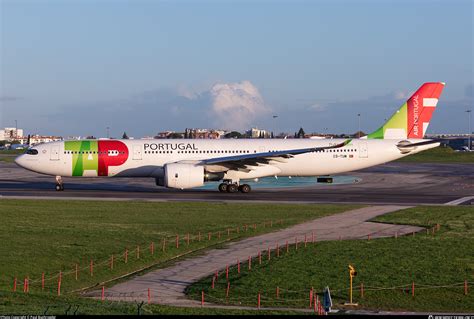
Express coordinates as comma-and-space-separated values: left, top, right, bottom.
55, 176, 64, 191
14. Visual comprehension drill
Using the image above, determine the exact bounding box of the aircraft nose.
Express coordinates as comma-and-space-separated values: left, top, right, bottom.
15, 154, 38, 170
14, 154, 26, 168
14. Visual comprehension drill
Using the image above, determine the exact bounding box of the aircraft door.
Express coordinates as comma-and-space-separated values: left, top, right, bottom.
50, 145, 60, 161
133, 145, 142, 160
358, 141, 368, 158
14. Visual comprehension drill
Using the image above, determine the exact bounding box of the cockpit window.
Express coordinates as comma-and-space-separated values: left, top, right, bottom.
26, 149, 38, 155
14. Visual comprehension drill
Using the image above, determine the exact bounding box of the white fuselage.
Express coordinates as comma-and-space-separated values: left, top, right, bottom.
15, 138, 437, 184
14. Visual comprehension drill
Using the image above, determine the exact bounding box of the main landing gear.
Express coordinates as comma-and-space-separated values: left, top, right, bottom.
218, 182, 251, 193
55, 176, 64, 191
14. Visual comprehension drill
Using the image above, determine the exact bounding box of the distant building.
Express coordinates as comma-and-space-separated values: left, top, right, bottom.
18, 134, 62, 145
0, 127, 24, 141
351, 131, 367, 138
426, 133, 474, 150
184, 128, 226, 139
426, 133, 473, 138
63, 136, 83, 140
246, 127, 270, 138
155, 131, 175, 139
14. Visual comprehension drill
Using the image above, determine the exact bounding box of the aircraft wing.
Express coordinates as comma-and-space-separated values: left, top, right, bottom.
199, 139, 352, 172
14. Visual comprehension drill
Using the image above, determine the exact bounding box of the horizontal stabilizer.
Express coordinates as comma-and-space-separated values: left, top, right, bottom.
396, 139, 441, 154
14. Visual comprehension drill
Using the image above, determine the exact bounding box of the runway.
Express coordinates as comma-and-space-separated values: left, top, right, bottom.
1, 162, 473, 205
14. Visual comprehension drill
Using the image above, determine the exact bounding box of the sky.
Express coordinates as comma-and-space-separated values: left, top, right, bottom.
1, 0, 472, 138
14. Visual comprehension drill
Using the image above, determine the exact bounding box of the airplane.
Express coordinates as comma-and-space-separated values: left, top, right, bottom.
15, 82, 445, 193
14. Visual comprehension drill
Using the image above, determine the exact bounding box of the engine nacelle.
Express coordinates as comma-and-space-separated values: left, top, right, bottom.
163, 163, 204, 189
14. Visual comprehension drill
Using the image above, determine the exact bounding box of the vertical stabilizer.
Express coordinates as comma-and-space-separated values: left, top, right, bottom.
366, 82, 445, 139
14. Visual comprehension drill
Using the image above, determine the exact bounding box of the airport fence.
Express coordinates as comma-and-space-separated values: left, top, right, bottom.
17, 278, 470, 316
1, 218, 287, 296
3, 221, 470, 314
31, 279, 469, 315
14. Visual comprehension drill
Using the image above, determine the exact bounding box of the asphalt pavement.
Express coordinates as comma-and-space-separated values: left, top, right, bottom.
1, 162, 473, 205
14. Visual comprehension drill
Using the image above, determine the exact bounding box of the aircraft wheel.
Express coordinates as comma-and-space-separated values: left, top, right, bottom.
218, 183, 228, 192
55, 184, 64, 191
239, 184, 251, 193
227, 184, 239, 193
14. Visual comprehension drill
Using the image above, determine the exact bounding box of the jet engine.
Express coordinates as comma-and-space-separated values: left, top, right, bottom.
162, 163, 205, 189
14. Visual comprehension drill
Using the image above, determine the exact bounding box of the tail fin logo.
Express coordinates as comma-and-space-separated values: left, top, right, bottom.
367, 82, 445, 140
412, 94, 419, 137
407, 83, 443, 138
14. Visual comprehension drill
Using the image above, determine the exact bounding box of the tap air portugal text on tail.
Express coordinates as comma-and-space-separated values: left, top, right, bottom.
15, 82, 445, 193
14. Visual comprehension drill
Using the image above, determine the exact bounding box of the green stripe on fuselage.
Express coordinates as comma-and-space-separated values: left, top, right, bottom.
64, 141, 99, 176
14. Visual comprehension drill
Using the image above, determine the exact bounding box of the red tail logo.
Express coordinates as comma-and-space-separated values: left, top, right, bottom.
407, 82, 445, 138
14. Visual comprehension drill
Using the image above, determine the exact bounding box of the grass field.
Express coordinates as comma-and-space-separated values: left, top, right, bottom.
187, 206, 474, 312
0, 199, 355, 314
397, 146, 474, 163
0, 292, 312, 315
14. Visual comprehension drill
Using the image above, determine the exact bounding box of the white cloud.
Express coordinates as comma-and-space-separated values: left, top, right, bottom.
307, 103, 326, 112
393, 90, 409, 100
210, 80, 270, 130
176, 84, 203, 100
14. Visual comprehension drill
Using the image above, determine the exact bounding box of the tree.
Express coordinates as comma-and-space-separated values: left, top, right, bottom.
167, 132, 184, 139
122, 132, 129, 139
271, 131, 274, 139
224, 131, 243, 139
352, 131, 366, 138
297, 127, 306, 138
